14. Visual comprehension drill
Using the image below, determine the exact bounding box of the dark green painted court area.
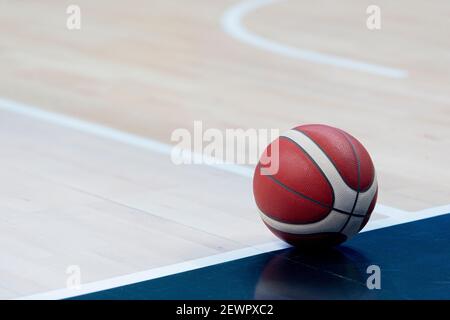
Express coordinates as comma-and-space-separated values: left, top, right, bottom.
73, 214, 450, 300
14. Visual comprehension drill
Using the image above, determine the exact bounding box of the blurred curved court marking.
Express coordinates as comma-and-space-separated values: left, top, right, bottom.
222, 0, 408, 78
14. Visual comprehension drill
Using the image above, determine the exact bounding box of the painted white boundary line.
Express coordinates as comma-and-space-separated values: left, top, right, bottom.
19, 241, 290, 300
363, 204, 450, 232
0, 98, 253, 178
1, 97, 447, 300
222, 0, 408, 79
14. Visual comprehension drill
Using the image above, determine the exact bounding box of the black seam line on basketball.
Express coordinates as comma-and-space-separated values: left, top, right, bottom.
279, 135, 335, 209
292, 128, 361, 193
262, 173, 365, 218
260, 208, 365, 226
338, 131, 361, 233
334, 129, 375, 192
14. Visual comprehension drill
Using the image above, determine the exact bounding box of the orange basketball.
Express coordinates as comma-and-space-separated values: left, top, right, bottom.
253, 124, 378, 247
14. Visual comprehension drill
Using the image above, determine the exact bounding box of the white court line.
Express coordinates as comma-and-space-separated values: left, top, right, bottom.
0, 97, 448, 300
373, 203, 408, 216
222, 0, 408, 79
19, 241, 290, 300
0, 98, 253, 178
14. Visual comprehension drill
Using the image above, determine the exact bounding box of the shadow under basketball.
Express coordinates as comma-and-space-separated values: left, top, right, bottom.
254, 246, 380, 300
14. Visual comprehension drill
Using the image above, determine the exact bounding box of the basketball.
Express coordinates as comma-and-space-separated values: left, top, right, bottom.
253, 124, 378, 247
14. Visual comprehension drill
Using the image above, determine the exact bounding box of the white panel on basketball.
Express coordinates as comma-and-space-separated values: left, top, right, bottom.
282, 129, 357, 213
341, 177, 378, 236
353, 176, 378, 215
259, 209, 348, 234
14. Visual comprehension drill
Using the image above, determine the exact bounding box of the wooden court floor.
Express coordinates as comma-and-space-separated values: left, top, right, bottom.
0, 0, 449, 299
